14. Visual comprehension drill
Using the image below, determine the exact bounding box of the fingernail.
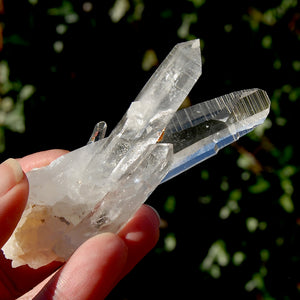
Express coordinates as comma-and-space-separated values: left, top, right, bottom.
3, 159, 24, 183
145, 204, 161, 228
0, 158, 24, 196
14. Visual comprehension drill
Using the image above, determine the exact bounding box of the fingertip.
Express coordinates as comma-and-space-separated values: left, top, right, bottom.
0, 160, 29, 247
117, 205, 160, 278
120, 205, 160, 246
0, 158, 25, 197
143, 204, 161, 232
3, 158, 24, 184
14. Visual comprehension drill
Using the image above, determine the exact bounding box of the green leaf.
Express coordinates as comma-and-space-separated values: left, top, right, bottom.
248, 177, 270, 194
278, 165, 298, 179
164, 196, 176, 214
201, 239, 230, 278
4, 105, 25, 133
48, 0, 74, 16
233, 251, 246, 266
229, 189, 242, 201
245, 273, 265, 292
262, 35, 272, 49
109, 0, 130, 23
279, 194, 294, 213
188, 0, 206, 8
246, 217, 259, 233
260, 249, 270, 262
164, 233, 176, 252
19, 85, 35, 101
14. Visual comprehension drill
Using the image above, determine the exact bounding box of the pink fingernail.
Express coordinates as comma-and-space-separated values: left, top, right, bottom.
144, 204, 161, 228
0, 158, 24, 197
3, 159, 24, 183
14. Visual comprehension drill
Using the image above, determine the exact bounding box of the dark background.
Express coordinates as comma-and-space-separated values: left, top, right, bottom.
1, 0, 299, 299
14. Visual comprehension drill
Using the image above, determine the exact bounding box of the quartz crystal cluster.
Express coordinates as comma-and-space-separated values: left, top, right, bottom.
2, 39, 270, 269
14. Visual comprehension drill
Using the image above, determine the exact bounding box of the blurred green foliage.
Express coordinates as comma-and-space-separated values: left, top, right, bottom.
0, 0, 300, 299
0, 61, 35, 152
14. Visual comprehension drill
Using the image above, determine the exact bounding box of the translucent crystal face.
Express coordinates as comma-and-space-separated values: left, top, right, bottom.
2, 39, 270, 269
161, 88, 271, 182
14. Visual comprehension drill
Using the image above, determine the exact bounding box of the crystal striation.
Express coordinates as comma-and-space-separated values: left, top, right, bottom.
161, 88, 270, 182
2, 39, 270, 269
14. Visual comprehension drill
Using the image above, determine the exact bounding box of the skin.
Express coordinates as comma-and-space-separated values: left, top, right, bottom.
0, 150, 160, 299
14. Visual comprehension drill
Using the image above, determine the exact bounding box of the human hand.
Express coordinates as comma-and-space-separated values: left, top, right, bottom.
0, 150, 160, 299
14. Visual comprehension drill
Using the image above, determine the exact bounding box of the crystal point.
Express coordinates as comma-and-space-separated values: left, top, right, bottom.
2, 40, 270, 269
161, 88, 270, 182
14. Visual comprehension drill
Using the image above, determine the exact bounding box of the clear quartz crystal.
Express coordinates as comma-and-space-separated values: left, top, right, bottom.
2, 39, 202, 268
2, 39, 270, 269
161, 88, 271, 182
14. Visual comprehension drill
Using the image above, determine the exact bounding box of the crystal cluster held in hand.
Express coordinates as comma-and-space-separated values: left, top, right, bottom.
2, 40, 270, 269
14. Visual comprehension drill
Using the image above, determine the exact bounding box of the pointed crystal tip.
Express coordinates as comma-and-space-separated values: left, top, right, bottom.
161, 88, 271, 183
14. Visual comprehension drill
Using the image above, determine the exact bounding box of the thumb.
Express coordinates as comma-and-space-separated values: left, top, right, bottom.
0, 158, 28, 248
